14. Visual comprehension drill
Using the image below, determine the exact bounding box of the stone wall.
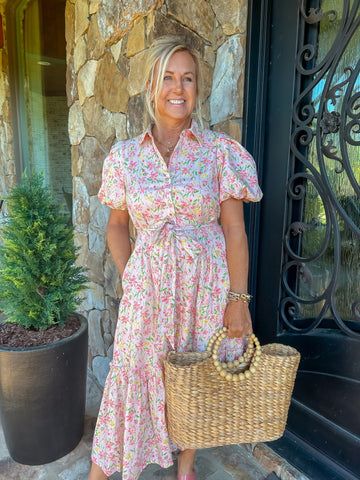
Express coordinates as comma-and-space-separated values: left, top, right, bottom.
65, 0, 249, 413
0, 3, 16, 201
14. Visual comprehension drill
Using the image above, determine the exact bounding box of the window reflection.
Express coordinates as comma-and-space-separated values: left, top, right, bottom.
16, 0, 72, 215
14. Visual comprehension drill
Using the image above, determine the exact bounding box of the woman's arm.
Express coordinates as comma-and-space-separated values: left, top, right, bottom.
107, 208, 131, 277
220, 198, 253, 338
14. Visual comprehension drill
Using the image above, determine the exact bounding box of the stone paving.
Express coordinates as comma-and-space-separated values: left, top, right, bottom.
0, 417, 308, 480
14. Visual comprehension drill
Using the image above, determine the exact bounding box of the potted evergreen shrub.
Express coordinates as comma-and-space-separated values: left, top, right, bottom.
0, 172, 88, 465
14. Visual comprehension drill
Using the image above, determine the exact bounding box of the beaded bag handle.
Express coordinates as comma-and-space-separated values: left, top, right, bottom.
206, 327, 262, 382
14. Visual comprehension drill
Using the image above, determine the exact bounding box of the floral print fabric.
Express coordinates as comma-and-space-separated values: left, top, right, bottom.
92, 121, 262, 479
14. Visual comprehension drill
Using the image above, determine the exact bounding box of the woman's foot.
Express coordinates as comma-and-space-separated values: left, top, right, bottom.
177, 474, 196, 480
88, 462, 108, 480
177, 449, 196, 478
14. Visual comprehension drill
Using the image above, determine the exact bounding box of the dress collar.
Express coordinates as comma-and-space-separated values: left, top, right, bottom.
139, 119, 203, 145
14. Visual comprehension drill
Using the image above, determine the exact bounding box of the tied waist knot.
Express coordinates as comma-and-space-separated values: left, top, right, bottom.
139, 220, 218, 257
137, 220, 217, 349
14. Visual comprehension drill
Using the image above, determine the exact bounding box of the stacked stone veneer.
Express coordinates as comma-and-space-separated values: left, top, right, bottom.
65, 0, 248, 412
0, 2, 16, 199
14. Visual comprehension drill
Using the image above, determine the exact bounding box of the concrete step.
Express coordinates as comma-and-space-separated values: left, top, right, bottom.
108, 444, 269, 480
0, 417, 307, 480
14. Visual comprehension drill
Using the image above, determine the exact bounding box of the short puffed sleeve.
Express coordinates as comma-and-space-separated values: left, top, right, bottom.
216, 135, 263, 203
98, 143, 127, 210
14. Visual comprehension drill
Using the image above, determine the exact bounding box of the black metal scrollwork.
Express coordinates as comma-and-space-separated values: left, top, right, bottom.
320, 111, 341, 134
345, 91, 360, 146
281, 0, 360, 338
300, 0, 338, 24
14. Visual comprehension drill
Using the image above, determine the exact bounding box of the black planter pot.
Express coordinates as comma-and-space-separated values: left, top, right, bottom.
0, 314, 88, 465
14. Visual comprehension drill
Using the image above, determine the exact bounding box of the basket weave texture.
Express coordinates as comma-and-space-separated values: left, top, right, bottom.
164, 343, 300, 449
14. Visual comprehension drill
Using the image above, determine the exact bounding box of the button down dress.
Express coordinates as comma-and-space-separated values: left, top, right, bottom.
92, 121, 262, 479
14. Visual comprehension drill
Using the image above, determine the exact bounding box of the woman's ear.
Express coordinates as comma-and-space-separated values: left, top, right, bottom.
146, 80, 154, 100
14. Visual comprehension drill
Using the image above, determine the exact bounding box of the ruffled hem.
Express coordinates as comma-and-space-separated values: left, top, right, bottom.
92, 364, 174, 480
91, 454, 174, 479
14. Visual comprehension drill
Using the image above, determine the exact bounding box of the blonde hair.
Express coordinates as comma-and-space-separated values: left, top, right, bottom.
144, 36, 203, 125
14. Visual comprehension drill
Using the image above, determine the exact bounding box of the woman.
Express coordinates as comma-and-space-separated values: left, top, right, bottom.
89, 36, 262, 480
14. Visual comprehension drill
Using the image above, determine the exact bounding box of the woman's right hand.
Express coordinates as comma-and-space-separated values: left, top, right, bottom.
223, 300, 253, 338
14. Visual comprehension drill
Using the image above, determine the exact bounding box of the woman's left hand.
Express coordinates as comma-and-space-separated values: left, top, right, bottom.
223, 301, 253, 338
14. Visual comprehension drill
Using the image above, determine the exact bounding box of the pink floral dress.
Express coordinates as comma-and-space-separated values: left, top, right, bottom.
92, 121, 262, 479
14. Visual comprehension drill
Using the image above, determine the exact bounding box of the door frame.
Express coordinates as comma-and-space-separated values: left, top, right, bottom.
244, 0, 300, 344
6, 0, 25, 181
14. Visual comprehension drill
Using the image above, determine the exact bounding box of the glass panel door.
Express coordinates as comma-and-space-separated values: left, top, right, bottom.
282, 0, 360, 336
15, 0, 72, 214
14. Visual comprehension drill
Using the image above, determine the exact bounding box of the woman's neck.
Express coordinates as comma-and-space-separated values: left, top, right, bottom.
152, 120, 192, 165
152, 118, 192, 145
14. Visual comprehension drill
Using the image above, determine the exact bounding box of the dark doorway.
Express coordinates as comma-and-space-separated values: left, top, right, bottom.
244, 1, 360, 479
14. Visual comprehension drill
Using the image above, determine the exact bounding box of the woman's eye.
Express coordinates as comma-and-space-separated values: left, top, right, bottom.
164, 76, 172, 81
184, 77, 193, 82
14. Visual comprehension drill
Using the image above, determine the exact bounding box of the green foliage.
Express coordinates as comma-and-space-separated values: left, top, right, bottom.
0, 172, 88, 330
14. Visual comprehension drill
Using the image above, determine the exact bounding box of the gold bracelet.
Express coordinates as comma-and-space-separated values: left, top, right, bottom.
227, 291, 253, 304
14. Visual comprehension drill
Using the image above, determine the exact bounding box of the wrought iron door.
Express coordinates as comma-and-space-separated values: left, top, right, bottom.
245, 1, 360, 478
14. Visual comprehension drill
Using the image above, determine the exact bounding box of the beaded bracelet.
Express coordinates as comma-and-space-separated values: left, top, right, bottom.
227, 291, 253, 303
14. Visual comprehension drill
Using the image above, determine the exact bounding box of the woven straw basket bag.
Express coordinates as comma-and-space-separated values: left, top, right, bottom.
164, 328, 300, 450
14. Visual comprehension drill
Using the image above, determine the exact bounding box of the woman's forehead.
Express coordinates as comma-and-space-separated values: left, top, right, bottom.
167, 50, 196, 68
154, 50, 197, 78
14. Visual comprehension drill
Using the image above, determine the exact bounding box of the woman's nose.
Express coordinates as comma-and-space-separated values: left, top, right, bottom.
173, 77, 183, 92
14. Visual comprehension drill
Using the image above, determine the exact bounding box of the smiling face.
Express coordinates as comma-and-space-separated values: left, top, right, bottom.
152, 50, 197, 128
